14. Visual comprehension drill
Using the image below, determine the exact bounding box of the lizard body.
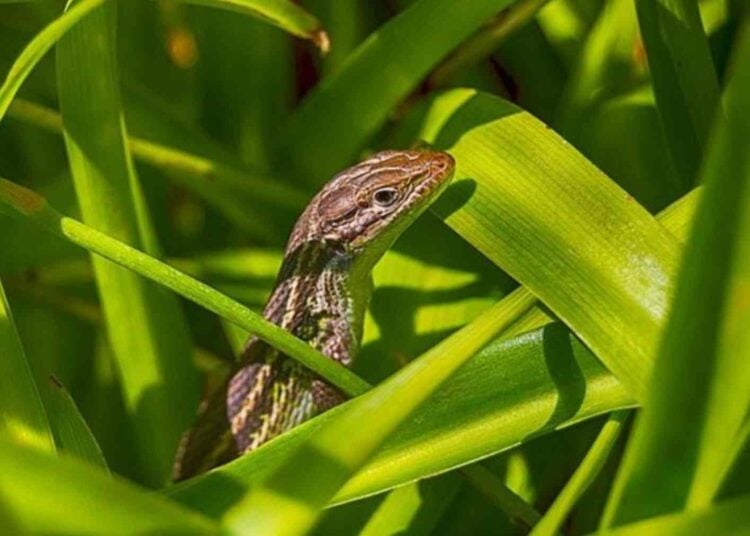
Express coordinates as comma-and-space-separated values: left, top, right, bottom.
174, 150, 454, 480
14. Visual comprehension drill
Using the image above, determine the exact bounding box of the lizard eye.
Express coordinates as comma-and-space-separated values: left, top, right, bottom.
373, 188, 399, 207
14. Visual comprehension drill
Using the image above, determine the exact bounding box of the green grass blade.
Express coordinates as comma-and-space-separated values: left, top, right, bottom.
461, 464, 542, 530
0, 0, 106, 124
177, 0, 329, 51
601, 24, 750, 526
56, 0, 199, 485
166, 185, 699, 518
0, 278, 54, 452
8, 98, 307, 209
530, 411, 628, 536
556, 0, 642, 138
428, 0, 551, 89
6, 98, 304, 241
635, 0, 721, 187
280, 0, 516, 183
0, 177, 371, 398
599, 494, 750, 536
357, 477, 461, 536
0, 436, 219, 534
221, 291, 538, 535
46, 375, 108, 471
423, 88, 680, 401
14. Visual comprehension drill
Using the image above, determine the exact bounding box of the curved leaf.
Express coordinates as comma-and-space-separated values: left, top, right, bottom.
0, 436, 218, 535
424, 88, 681, 400
531, 411, 628, 536
0, 0, 106, 123
178, 0, 329, 51
47, 375, 108, 470
220, 289, 538, 535
0, 278, 53, 452
168, 322, 632, 518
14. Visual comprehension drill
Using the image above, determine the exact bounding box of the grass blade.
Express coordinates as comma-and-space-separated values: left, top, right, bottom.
221, 291, 538, 535
56, 1, 199, 484
0, 278, 54, 452
635, 0, 721, 187
602, 24, 750, 526
280, 0, 516, 183
0, 436, 218, 534
530, 411, 628, 536
0, 0, 106, 123
178, 0, 329, 51
461, 464, 542, 530
0, 177, 370, 398
170, 321, 631, 518
599, 494, 750, 536
46, 375, 108, 471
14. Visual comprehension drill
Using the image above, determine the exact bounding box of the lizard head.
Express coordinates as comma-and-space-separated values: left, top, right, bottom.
287, 150, 455, 260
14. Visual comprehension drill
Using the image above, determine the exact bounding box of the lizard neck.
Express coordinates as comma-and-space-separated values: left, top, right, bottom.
261, 240, 371, 366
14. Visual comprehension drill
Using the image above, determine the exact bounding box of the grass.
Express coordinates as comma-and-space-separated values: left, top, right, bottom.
0, 0, 748, 534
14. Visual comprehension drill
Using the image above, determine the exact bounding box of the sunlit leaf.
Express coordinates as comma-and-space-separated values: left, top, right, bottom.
46, 375, 108, 470
424, 88, 680, 400
0, 436, 218, 535
602, 25, 750, 525
0, 278, 54, 452
56, 0, 198, 484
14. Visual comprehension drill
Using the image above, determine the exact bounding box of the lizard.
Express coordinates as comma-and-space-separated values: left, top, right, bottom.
173, 149, 455, 480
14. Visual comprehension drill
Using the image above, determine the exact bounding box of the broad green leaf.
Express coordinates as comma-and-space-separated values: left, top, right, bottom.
178, 0, 329, 51
599, 494, 750, 536
0, 0, 106, 123
0, 436, 218, 535
46, 375, 108, 470
635, 0, 721, 187
0, 278, 53, 451
602, 25, 750, 525
0, 177, 370, 398
219, 291, 547, 535
423, 88, 680, 400
530, 411, 628, 536
168, 322, 632, 518
280, 0, 516, 183
56, 0, 199, 485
